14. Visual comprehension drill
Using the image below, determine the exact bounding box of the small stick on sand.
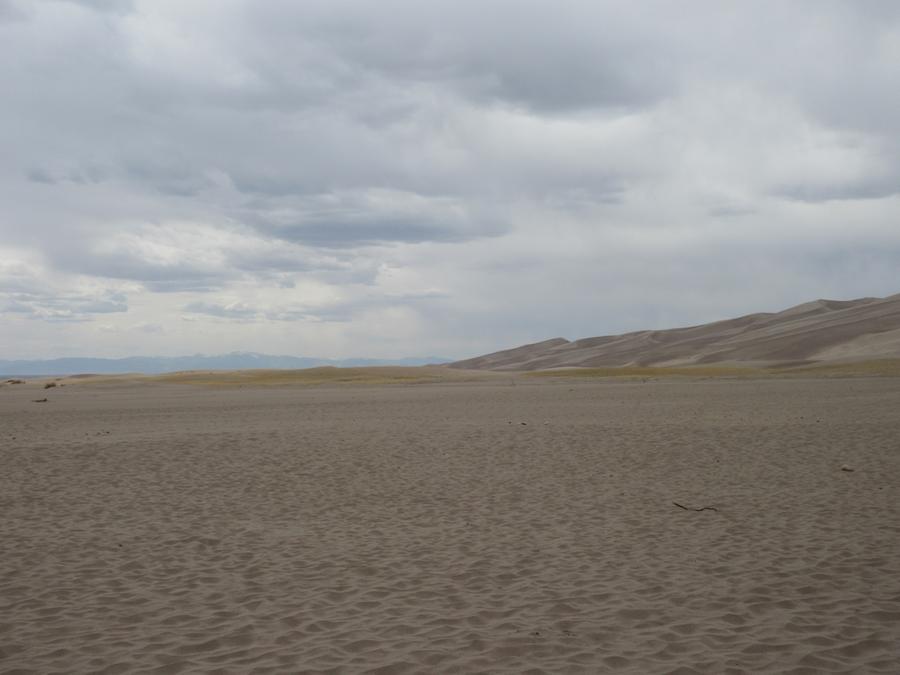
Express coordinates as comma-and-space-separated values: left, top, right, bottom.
673, 501, 718, 512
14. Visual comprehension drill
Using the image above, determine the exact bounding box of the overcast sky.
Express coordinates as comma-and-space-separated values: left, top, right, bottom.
2, 0, 899, 360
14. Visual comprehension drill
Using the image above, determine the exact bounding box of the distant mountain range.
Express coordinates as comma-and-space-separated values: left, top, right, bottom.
450, 293, 900, 371
0, 352, 449, 376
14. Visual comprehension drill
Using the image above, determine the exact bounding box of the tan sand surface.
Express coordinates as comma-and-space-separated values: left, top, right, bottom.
2, 376, 900, 673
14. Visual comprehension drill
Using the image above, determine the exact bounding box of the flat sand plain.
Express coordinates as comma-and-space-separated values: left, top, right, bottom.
2, 375, 899, 673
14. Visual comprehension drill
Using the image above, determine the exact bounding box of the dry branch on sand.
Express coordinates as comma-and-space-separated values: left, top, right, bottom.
673, 501, 719, 512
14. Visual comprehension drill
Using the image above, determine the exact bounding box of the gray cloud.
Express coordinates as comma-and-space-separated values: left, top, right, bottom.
707, 205, 756, 219
1, 287, 128, 321
243, 191, 507, 247
183, 301, 258, 321
183, 300, 346, 323
0, 261, 130, 322
182, 287, 452, 326
51, 248, 230, 293
55, 0, 135, 14
25, 167, 57, 184
775, 177, 900, 204
0, 0, 27, 21
1, 1, 899, 359
245, 1, 678, 114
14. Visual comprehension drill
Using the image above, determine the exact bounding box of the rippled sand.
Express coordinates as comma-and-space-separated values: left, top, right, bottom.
2, 376, 899, 673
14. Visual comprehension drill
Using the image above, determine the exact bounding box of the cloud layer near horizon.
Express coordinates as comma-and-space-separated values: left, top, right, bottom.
2, 0, 899, 359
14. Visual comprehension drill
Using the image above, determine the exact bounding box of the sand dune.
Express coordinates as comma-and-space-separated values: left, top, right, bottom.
450, 293, 900, 371
2, 377, 900, 673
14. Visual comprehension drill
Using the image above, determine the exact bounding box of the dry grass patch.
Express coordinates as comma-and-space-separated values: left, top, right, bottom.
154, 366, 488, 388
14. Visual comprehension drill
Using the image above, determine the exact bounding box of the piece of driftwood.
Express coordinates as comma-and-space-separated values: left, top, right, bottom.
673, 501, 718, 512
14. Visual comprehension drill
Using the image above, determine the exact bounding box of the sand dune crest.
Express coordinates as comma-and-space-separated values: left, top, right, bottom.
450, 293, 900, 370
